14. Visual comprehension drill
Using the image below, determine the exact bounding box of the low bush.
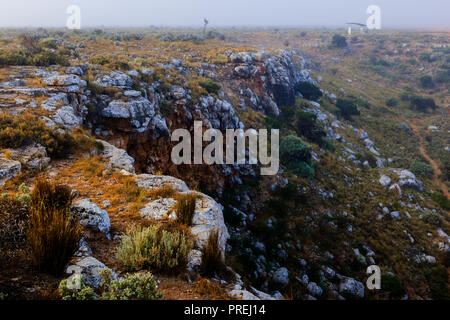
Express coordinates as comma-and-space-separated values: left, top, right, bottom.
100, 269, 163, 300
0, 113, 97, 159
294, 81, 322, 101
294, 110, 326, 145
421, 210, 444, 227
0, 197, 29, 259
199, 81, 221, 95
426, 266, 450, 300
58, 276, 96, 300
419, 75, 434, 89
27, 180, 81, 275
432, 192, 450, 211
331, 34, 347, 48
386, 97, 399, 107
201, 229, 224, 277
336, 99, 360, 120
380, 274, 405, 298
159, 100, 174, 117
116, 225, 193, 273
408, 95, 437, 112
410, 160, 434, 179
280, 135, 314, 178
175, 193, 197, 226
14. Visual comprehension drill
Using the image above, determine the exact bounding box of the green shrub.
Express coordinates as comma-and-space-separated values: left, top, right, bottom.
426, 267, 450, 300
280, 135, 314, 178
336, 99, 360, 120
116, 225, 193, 273
100, 269, 163, 300
0, 49, 69, 67
160, 100, 174, 117
331, 34, 347, 48
386, 98, 399, 107
422, 210, 444, 227
199, 81, 221, 95
410, 160, 434, 179
409, 95, 437, 112
294, 81, 322, 101
432, 192, 450, 211
419, 75, 435, 89
294, 110, 326, 145
381, 274, 405, 298
27, 180, 81, 275
58, 276, 96, 300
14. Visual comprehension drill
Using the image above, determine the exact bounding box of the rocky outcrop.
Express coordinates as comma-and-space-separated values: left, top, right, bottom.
135, 174, 188, 192
0, 158, 21, 186
98, 140, 136, 173
95, 71, 133, 88
3, 143, 50, 172
339, 277, 365, 299
71, 199, 111, 237
390, 169, 424, 192
101, 98, 168, 134
65, 256, 117, 289
140, 198, 177, 220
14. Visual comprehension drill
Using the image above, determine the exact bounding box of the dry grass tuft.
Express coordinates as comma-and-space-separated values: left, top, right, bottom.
27, 180, 82, 275
174, 193, 197, 226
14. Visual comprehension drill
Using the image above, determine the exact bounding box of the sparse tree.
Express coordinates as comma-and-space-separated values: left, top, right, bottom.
203, 18, 209, 35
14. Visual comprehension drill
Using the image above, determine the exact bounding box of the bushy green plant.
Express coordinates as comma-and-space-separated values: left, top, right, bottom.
409, 95, 437, 112
294, 81, 322, 101
294, 110, 326, 145
199, 81, 221, 95
410, 160, 434, 179
160, 100, 174, 117
116, 225, 193, 273
419, 75, 434, 89
336, 99, 360, 120
100, 269, 163, 300
280, 135, 314, 178
58, 276, 96, 300
422, 210, 444, 227
381, 274, 405, 298
331, 34, 347, 48
386, 97, 398, 107
432, 192, 450, 211
426, 267, 450, 300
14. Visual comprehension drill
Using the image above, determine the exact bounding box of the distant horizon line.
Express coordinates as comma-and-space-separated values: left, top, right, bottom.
0, 25, 449, 32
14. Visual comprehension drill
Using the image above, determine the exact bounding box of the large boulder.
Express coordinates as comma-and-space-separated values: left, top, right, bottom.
135, 174, 188, 192
43, 74, 81, 87
379, 175, 391, 187
0, 158, 21, 186
95, 71, 133, 88
140, 198, 177, 220
98, 140, 135, 174
4, 143, 50, 172
390, 169, 424, 192
71, 199, 111, 236
273, 267, 290, 285
53, 105, 84, 129
339, 277, 365, 299
190, 192, 229, 259
65, 256, 117, 289
101, 98, 168, 135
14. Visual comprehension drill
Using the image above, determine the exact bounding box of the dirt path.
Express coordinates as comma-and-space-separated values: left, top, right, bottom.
407, 120, 450, 199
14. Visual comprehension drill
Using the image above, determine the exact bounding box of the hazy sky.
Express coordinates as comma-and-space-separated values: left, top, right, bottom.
0, 0, 448, 29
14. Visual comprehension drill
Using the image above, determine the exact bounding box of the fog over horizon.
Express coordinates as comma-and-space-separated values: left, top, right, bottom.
0, 0, 448, 30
